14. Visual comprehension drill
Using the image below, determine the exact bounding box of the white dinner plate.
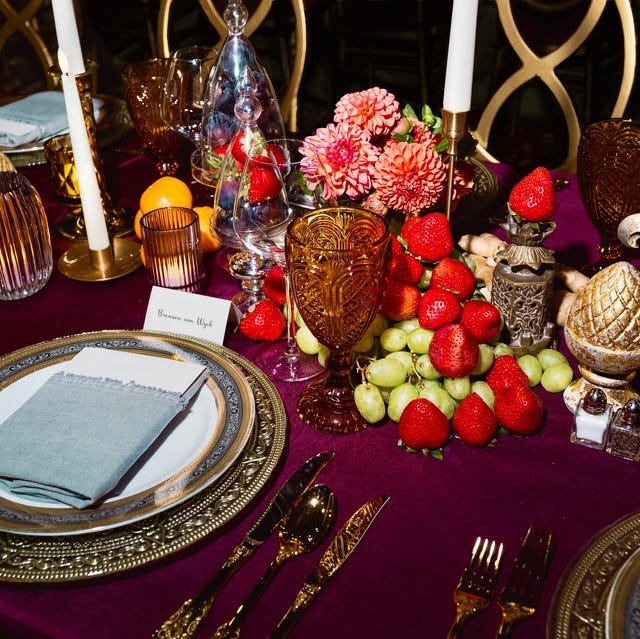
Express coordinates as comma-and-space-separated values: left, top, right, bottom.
0, 330, 254, 535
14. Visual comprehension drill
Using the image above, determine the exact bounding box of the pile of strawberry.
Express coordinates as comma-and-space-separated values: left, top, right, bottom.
364, 166, 565, 455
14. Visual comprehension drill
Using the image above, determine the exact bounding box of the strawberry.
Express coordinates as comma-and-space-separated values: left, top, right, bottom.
248, 167, 281, 203
390, 235, 406, 257
429, 323, 479, 378
430, 257, 477, 300
459, 299, 502, 343
452, 393, 499, 446
418, 288, 461, 330
494, 384, 544, 435
263, 265, 286, 306
485, 355, 530, 394
508, 166, 556, 222
387, 251, 424, 285
239, 300, 286, 341
378, 278, 421, 322
398, 398, 450, 450
402, 212, 453, 262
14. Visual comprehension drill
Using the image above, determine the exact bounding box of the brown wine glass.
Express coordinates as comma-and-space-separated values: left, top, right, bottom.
286, 207, 391, 434
121, 58, 183, 176
577, 118, 640, 275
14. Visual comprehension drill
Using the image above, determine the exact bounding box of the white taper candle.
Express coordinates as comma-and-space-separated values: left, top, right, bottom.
58, 49, 109, 251
443, 0, 479, 113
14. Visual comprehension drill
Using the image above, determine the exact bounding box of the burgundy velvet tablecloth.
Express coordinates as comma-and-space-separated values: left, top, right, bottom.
1, 152, 639, 639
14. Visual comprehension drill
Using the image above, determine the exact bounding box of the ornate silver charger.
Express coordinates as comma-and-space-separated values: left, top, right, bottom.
0, 330, 287, 583
547, 510, 640, 638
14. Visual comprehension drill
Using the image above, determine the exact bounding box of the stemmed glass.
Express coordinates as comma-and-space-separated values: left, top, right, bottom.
233, 137, 325, 382
121, 58, 183, 176
577, 118, 640, 275
286, 207, 391, 432
161, 45, 219, 148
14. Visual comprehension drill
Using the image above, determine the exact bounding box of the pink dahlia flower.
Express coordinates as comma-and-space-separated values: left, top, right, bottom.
388, 117, 437, 146
334, 87, 401, 138
373, 141, 447, 214
300, 122, 380, 201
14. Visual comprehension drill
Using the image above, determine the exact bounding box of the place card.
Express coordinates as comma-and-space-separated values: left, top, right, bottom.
143, 286, 240, 344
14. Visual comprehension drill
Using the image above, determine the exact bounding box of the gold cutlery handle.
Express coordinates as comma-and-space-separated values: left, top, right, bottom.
446, 612, 472, 639
268, 583, 321, 638
153, 539, 259, 639
212, 556, 286, 639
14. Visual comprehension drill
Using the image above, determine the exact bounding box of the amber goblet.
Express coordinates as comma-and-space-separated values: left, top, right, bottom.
286, 207, 391, 434
577, 118, 640, 275
121, 59, 183, 176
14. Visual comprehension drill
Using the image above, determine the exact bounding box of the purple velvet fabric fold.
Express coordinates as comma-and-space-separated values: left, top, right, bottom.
0, 153, 639, 638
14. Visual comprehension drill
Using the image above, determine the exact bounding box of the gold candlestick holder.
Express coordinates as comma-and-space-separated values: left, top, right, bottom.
49, 61, 134, 240
442, 109, 468, 220
58, 239, 141, 282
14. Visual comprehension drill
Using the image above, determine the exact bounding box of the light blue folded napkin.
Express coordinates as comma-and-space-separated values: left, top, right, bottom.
0, 91, 103, 148
0, 348, 208, 509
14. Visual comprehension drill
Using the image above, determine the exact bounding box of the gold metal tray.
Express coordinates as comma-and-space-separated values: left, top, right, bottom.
0, 331, 287, 583
1, 95, 132, 168
547, 510, 640, 638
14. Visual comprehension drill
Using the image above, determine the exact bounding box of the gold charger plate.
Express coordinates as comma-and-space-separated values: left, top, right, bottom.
0, 330, 287, 583
606, 546, 640, 638
547, 510, 640, 638
0, 95, 132, 168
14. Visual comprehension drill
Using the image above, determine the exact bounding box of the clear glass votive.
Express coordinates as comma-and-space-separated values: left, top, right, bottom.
140, 207, 205, 293
0, 171, 53, 300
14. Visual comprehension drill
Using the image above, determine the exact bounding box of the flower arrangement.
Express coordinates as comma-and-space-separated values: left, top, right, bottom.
299, 87, 475, 216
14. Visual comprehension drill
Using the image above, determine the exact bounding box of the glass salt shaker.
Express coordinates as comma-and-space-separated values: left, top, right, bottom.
571, 387, 611, 449
606, 398, 640, 461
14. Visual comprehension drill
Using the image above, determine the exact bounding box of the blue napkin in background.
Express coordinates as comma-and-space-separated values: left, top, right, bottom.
0, 348, 208, 509
0, 91, 103, 148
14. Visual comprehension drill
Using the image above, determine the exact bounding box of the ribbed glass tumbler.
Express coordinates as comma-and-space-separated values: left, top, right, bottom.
0, 171, 53, 300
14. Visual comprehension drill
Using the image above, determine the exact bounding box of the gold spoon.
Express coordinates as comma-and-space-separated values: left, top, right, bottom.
211, 484, 336, 639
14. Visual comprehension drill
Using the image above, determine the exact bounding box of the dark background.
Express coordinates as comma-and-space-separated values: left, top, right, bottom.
1, 0, 638, 174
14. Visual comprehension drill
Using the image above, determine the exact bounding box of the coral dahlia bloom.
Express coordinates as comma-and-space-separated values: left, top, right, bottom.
300, 122, 380, 201
334, 87, 401, 138
373, 142, 447, 214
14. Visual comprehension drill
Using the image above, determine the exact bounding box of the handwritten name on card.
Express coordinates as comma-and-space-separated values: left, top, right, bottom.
143, 286, 239, 344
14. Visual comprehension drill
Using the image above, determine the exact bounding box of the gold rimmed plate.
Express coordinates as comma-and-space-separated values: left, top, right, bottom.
0, 331, 287, 582
0, 95, 132, 168
547, 510, 640, 638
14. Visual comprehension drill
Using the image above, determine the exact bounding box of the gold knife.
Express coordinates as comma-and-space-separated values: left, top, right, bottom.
268, 494, 390, 639
153, 450, 335, 639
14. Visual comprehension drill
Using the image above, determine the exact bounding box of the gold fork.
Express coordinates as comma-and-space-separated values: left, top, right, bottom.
446, 537, 504, 639
495, 525, 556, 638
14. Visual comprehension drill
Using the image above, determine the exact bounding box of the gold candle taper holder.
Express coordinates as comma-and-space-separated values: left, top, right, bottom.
58, 238, 141, 282
49, 61, 134, 240
442, 109, 468, 221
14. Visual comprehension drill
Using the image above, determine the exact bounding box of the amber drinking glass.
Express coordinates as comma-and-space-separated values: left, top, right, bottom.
577, 118, 640, 275
121, 59, 183, 176
286, 207, 391, 433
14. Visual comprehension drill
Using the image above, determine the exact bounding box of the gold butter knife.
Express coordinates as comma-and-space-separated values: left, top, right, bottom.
153, 450, 335, 639
268, 494, 390, 639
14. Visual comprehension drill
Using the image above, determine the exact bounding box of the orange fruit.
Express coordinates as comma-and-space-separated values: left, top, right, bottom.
135, 176, 194, 239
194, 206, 222, 253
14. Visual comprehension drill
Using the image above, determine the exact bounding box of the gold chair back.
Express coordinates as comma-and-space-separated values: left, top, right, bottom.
156, 0, 306, 131
471, 0, 636, 172
0, 0, 56, 95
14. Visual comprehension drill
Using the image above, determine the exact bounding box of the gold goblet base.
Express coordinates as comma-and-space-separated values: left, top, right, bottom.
297, 377, 368, 434
55, 204, 135, 241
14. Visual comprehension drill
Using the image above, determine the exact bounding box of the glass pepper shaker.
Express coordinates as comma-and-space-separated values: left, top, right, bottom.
606, 398, 640, 461
571, 387, 611, 449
